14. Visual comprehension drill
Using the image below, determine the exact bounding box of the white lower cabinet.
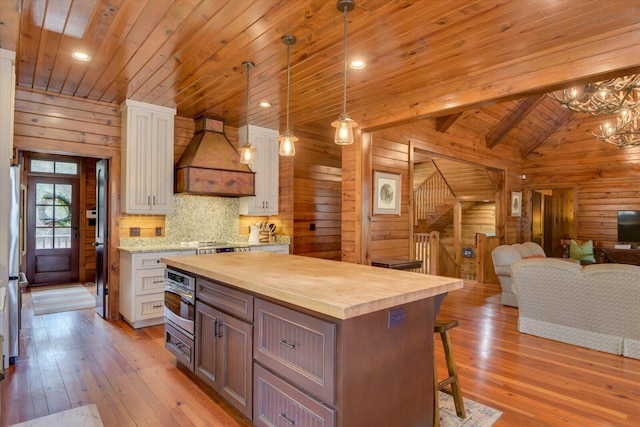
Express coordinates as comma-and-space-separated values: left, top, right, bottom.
119, 250, 195, 328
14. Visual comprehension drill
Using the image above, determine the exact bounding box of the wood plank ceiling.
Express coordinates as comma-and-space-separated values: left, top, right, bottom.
2, 0, 640, 157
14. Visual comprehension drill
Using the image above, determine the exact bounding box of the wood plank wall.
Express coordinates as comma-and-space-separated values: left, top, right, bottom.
13, 88, 121, 320
341, 116, 523, 265
523, 112, 640, 248
369, 128, 412, 260
82, 158, 97, 282
292, 124, 342, 260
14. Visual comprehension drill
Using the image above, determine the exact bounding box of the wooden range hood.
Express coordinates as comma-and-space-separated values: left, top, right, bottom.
175, 115, 255, 197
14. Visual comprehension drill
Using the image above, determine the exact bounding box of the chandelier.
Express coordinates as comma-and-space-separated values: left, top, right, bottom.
549, 74, 640, 115
592, 108, 640, 147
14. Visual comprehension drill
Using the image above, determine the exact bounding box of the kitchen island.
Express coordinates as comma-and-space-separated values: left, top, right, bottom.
162, 251, 462, 427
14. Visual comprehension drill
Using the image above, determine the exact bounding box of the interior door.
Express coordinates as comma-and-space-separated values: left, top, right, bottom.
95, 159, 108, 318
27, 176, 80, 285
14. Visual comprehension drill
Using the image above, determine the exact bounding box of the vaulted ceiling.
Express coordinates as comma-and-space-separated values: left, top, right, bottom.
2, 0, 640, 155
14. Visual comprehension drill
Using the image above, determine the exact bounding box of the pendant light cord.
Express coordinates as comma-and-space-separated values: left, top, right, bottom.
246, 64, 250, 127
342, 5, 348, 115
286, 43, 291, 130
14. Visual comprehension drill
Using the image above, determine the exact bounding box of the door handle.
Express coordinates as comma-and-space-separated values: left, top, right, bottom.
93, 242, 104, 247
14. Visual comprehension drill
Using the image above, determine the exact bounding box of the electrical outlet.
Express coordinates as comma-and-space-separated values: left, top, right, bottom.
129, 227, 140, 237
155, 227, 162, 236
387, 307, 405, 329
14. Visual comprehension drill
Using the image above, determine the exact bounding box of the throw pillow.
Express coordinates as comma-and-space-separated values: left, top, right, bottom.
570, 239, 596, 263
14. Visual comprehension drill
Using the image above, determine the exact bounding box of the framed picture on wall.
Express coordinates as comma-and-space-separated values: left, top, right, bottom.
373, 171, 401, 215
511, 190, 522, 217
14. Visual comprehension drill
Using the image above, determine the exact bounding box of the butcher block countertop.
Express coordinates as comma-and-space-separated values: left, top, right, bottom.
162, 251, 462, 320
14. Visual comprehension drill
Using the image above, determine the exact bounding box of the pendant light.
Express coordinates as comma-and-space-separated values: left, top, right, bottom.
331, 0, 357, 145
278, 35, 298, 156
238, 61, 257, 165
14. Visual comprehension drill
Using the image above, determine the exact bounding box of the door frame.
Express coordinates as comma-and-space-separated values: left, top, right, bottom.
16, 148, 120, 321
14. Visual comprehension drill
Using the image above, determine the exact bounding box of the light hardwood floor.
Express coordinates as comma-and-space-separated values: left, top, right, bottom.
2, 280, 639, 426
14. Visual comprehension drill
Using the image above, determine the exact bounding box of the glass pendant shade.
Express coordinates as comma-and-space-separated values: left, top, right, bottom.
239, 61, 256, 165
239, 143, 257, 164
332, 113, 357, 145
278, 130, 298, 156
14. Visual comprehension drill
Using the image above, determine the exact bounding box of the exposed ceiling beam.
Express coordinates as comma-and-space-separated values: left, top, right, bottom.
485, 95, 546, 148
521, 109, 575, 158
435, 113, 462, 133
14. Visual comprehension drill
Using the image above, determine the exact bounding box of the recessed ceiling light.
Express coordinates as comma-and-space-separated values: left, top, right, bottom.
350, 59, 366, 69
72, 51, 91, 61
259, 101, 272, 108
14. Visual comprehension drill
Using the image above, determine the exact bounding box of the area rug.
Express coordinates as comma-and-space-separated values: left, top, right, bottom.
31, 284, 95, 315
9, 403, 103, 426
439, 391, 502, 426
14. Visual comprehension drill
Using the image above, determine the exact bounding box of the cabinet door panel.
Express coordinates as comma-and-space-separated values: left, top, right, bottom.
219, 313, 253, 420
195, 301, 219, 388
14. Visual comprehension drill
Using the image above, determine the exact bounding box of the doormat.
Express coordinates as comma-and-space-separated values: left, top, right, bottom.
9, 403, 103, 426
31, 284, 95, 315
439, 391, 503, 426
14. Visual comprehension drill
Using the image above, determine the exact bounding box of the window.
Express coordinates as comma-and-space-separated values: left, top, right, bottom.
31, 159, 78, 175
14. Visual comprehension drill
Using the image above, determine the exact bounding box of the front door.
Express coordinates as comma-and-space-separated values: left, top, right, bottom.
95, 159, 108, 318
27, 173, 80, 285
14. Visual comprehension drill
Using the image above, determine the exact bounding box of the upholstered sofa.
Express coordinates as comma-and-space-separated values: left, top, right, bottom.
512, 258, 640, 359
491, 242, 547, 307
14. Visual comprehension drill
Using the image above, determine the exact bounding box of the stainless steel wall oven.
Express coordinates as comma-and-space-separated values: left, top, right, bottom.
164, 267, 195, 370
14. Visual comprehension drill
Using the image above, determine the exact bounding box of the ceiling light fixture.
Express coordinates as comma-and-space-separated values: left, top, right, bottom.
259, 101, 272, 108
278, 35, 298, 157
350, 59, 366, 69
549, 74, 640, 115
238, 61, 257, 165
592, 108, 640, 147
72, 51, 91, 61
331, 0, 357, 145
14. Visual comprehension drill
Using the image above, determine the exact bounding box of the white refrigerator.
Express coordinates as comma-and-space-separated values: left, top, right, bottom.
7, 165, 25, 365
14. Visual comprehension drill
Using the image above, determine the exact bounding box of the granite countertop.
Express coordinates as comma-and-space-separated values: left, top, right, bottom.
118, 241, 290, 254
161, 251, 462, 320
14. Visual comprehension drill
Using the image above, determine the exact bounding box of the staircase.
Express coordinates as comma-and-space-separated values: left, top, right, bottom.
414, 172, 456, 232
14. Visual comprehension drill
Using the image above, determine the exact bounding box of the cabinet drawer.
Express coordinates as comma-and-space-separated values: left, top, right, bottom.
254, 299, 336, 405
135, 268, 165, 295
133, 251, 185, 269
254, 364, 335, 427
165, 322, 194, 372
197, 278, 253, 322
136, 293, 165, 320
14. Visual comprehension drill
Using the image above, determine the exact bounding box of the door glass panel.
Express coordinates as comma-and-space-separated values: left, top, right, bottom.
36, 183, 54, 204
35, 183, 73, 249
55, 162, 78, 174
31, 160, 55, 173
36, 228, 53, 249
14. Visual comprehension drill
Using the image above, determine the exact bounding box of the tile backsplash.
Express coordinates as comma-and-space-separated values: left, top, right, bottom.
119, 194, 240, 247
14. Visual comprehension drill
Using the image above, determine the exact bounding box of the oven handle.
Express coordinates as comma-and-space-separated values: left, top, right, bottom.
165, 283, 195, 305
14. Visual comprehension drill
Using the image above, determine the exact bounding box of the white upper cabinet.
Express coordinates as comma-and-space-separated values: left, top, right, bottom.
121, 99, 176, 214
239, 125, 279, 216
